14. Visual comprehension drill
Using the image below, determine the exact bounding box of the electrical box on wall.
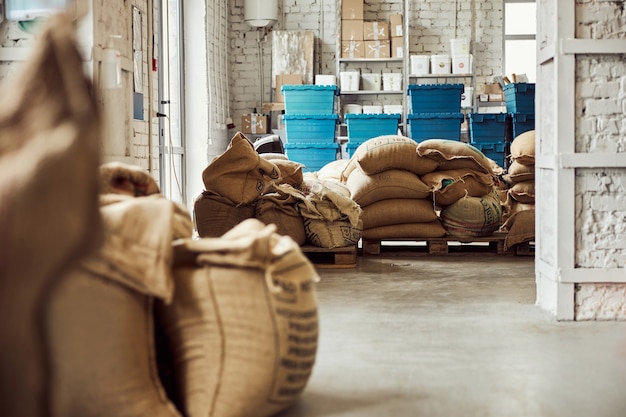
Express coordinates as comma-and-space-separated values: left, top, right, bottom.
5, 0, 69, 21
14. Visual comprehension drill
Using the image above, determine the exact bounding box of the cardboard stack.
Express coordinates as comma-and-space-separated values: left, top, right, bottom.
341, 0, 364, 59
389, 14, 403, 58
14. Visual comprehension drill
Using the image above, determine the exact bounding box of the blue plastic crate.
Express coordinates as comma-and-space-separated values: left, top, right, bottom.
504, 83, 535, 113
407, 84, 464, 113
344, 113, 401, 142
407, 112, 464, 142
511, 112, 535, 139
285, 142, 340, 172
468, 113, 507, 143
283, 114, 338, 143
471, 141, 506, 168
282, 85, 338, 115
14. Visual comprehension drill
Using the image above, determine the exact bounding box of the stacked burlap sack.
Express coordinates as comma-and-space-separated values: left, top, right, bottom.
340, 136, 446, 239
417, 139, 504, 237
501, 130, 536, 250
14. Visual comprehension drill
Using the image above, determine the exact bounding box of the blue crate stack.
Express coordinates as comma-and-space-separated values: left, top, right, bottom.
406, 84, 465, 143
505, 82, 536, 138
282, 85, 339, 172
344, 113, 402, 157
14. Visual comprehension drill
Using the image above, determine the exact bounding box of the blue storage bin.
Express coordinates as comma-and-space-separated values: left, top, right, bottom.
407, 84, 464, 113
282, 85, 338, 114
471, 141, 507, 168
283, 114, 339, 143
285, 142, 340, 172
468, 113, 507, 143
511, 112, 535, 139
407, 112, 464, 142
504, 83, 535, 113
344, 113, 401, 142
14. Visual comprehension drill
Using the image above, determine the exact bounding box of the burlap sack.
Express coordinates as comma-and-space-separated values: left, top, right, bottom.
194, 191, 255, 237
341, 135, 438, 180
502, 209, 535, 250
303, 218, 362, 248
202, 132, 280, 204
346, 167, 431, 207
256, 187, 307, 245
440, 188, 503, 237
260, 152, 289, 161
416, 139, 493, 174
509, 180, 535, 204
361, 198, 438, 229
505, 160, 535, 183
100, 162, 160, 196
48, 195, 193, 417
0, 15, 102, 417
362, 221, 447, 240
510, 130, 535, 166
317, 159, 349, 182
421, 169, 494, 206
272, 159, 305, 187
156, 219, 319, 417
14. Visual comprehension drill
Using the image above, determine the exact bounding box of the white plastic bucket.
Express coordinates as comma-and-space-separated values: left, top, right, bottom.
450, 38, 469, 55
410, 55, 430, 75
362, 105, 383, 114
382, 72, 402, 91
431, 55, 451, 75
343, 104, 363, 115
361, 73, 381, 91
383, 104, 404, 115
452, 54, 472, 74
315, 74, 337, 86
340, 71, 360, 91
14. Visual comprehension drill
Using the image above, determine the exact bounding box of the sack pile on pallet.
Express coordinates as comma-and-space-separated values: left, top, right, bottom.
196, 133, 361, 249
501, 130, 536, 250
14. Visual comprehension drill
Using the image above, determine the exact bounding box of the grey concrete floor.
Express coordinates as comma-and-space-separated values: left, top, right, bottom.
279, 253, 626, 417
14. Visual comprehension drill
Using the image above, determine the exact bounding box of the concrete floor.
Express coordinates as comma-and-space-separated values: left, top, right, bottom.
278, 253, 626, 417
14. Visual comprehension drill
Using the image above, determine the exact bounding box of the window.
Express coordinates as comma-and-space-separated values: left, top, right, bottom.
503, 0, 536, 82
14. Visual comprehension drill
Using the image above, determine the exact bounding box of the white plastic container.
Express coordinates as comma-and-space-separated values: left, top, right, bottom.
410, 55, 430, 75
450, 38, 470, 55
383, 104, 404, 115
362, 105, 383, 114
461, 86, 474, 109
343, 104, 363, 115
315, 74, 337, 86
431, 54, 451, 75
382, 72, 402, 91
340, 71, 360, 92
452, 54, 472, 74
361, 73, 382, 91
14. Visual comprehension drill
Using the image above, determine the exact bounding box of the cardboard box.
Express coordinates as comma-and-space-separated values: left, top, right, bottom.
365, 40, 390, 59
364, 21, 389, 40
341, 40, 365, 58
389, 14, 403, 37
342, 0, 363, 20
391, 37, 403, 58
241, 114, 269, 134
342, 19, 364, 41
483, 83, 504, 95
275, 74, 302, 103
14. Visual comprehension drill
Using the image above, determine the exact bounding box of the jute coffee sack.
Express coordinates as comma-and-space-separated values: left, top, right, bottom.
271, 159, 305, 187
416, 139, 493, 174
260, 152, 288, 161
346, 167, 431, 207
505, 160, 535, 184
202, 132, 280, 204
510, 130, 535, 166
421, 169, 494, 206
100, 162, 160, 196
362, 221, 446, 240
194, 191, 254, 237
298, 180, 362, 248
502, 209, 535, 250
48, 195, 192, 417
0, 15, 102, 417
317, 159, 349, 182
255, 186, 307, 245
440, 188, 503, 237
157, 219, 319, 417
360, 198, 438, 229
341, 135, 438, 181
508, 180, 535, 204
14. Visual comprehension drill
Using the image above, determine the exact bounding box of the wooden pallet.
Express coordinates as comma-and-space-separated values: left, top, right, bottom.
362, 232, 514, 256
301, 244, 357, 268
513, 240, 535, 256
